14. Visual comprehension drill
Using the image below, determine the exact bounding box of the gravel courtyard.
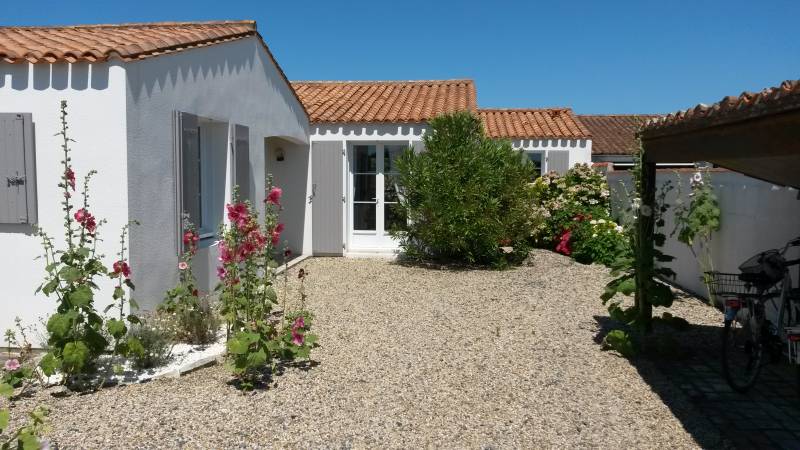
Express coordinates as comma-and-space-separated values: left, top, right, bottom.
11, 251, 723, 448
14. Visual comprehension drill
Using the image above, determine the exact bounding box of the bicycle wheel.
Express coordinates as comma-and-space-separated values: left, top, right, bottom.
722, 306, 764, 392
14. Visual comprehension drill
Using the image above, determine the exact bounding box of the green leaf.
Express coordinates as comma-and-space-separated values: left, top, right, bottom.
227, 338, 249, 355
113, 286, 124, 300
246, 348, 267, 368
19, 432, 40, 450
38, 353, 59, 376
602, 329, 635, 358
265, 286, 277, 303
62, 341, 90, 372
41, 278, 59, 295
59, 266, 82, 283
127, 314, 141, 324
617, 277, 636, 296
0, 408, 8, 430
304, 333, 319, 347
0, 383, 12, 398
46, 313, 73, 339
129, 298, 139, 310
69, 285, 93, 306
76, 247, 91, 258
106, 318, 127, 339
127, 337, 145, 358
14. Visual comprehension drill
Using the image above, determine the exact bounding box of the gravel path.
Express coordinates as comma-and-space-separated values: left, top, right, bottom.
7, 251, 722, 448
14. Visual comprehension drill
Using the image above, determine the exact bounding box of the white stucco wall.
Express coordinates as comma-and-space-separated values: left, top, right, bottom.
124, 37, 309, 309
608, 170, 800, 299
511, 138, 592, 171
0, 62, 129, 342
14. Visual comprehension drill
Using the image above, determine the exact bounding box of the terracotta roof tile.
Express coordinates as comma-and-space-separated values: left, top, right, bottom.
579, 114, 661, 155
0, 21, 258, 63
291, 80, 477, 123
642, 80, 800, 138
479, 108, 591, 139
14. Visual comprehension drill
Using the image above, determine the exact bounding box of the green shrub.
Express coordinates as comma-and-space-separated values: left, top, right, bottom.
530, 164, 611, 248
127, 316, 174, 370
392, 111, 536, 266
570, 217, 630, 266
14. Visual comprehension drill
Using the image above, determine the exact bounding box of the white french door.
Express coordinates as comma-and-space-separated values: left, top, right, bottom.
349, 143, 405, 250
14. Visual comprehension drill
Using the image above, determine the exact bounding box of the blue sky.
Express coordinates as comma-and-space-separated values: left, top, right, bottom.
5, 0, 799, 114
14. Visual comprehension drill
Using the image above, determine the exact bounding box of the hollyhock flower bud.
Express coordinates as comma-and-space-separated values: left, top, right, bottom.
65, 168, 76, 191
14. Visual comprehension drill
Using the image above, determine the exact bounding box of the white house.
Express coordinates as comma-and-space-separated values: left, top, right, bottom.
291, 80, 593, 256
0, 21, 310, 336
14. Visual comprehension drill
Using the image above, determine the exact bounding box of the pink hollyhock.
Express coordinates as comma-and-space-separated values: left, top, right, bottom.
218, 243, 234, 264
249, 229, 267, 249
182, 231, 196, 245
84, 215, 97, 234
216, 266, 227, 280
266, 187, 282, 205
275, 223, 285, 234
271, 231, 281, 247
555, 230, 572, 256
226, 203, 250, 229
178, 261, 189, 270
74, 208, 88, 223
4, 358, 20, 371
65, 168, 76, 191
112, 260, 131, 278
292, 316, 305, 330
291, 329, 304, 346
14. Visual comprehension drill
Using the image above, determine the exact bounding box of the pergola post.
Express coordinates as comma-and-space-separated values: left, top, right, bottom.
635, 158, 656, 331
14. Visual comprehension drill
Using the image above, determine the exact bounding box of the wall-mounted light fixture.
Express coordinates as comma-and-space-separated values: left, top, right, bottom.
276, 147, 285, 162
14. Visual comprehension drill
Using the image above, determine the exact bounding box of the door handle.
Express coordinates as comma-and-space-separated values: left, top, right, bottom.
7, 176, 25, 187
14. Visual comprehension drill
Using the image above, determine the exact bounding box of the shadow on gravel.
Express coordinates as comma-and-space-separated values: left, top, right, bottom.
594, 314, 800, 449
226, 360, 320, 391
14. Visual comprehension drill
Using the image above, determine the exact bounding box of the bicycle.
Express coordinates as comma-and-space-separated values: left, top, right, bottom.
705, 236, 800, 393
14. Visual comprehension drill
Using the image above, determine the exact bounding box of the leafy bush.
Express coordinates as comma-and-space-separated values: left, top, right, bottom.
392, 111, 536, 266
530, 164, 611, 249
126, 316, 174, 370
570, 217, 630, 266
0, 383, 48, 450
159, 220, 220, 345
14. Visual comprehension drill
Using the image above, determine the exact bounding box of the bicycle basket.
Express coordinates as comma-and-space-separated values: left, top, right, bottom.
738, 249, 785, 287
704, 272, 760, 298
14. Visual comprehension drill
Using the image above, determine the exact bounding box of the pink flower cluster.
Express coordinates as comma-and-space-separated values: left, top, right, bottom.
65, 168, 76, 191
265, 186, 282, 205
74, 207, 97, 234
182, 230, 199, 255
555, 230, 572, 256
291, 316, 305, 346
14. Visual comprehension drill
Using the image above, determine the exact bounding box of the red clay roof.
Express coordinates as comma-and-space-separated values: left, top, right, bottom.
579, 114, 661, 155
642, 79, 800, 139
291, 80, 477, 124
0, 21, 260, 63
479, 108, 590, 139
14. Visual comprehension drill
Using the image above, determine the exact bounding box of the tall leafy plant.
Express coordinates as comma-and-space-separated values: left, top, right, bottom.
218, 178, 318, 389
35, 101, 139, 384
392, 111, 535, 266
673, 169, 721, 303
600, 144, 677, 355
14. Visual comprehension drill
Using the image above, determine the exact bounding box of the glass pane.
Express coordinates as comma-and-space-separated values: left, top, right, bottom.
354, 203, 376, 231
182, 127, 202, 227
353, 174, 376, 202
384, 174, 400, 202
525, 152, 543, 179
354, 145, 377, 173
384, 145, 405, 173
384, 203, 406, 232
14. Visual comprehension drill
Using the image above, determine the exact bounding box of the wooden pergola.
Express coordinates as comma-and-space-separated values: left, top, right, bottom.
635, 79, 800, 323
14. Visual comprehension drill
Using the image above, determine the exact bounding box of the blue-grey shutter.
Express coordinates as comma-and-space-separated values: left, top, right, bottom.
547, 150, 570, 175
311, 141, 343, 255
0, 113, 36, 224
233, 124, 250, 202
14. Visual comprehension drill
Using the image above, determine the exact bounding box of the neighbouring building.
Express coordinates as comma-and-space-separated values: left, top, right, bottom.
0, 21, 310, 336
291, 81, 594, 256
